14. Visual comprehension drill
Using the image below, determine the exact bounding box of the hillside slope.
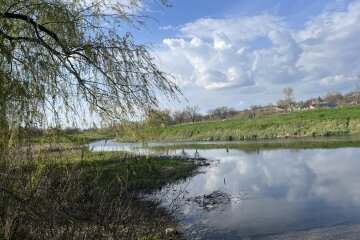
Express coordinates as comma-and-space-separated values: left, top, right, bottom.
130, 106, 360, 141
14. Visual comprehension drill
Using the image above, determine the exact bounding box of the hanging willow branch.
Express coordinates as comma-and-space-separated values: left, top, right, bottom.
0, 0, 179, 129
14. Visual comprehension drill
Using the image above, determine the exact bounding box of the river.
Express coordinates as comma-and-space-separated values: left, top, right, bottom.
88, 140, 360, 239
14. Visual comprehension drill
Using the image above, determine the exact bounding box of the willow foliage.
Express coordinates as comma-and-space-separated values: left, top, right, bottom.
0, 0, 179, 151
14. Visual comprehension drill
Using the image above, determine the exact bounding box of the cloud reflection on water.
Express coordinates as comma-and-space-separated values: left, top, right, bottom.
162, 148, 360, 238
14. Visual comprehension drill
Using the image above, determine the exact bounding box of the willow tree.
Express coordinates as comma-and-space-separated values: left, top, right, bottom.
0, 0, 179, 153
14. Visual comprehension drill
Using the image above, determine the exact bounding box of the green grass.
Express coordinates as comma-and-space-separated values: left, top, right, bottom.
32, 129, 116, 145
33, 150, 197, 191
122, 106, 360, 142
3, 150, 192, 239
151, 137, 360, 153
79, 153, 197, 190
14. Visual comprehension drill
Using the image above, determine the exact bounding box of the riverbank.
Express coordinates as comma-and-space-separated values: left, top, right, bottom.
150, 136, 360, 152
31, 129, 117, 145
0, 148, 202, 239
123, 106, 360, 142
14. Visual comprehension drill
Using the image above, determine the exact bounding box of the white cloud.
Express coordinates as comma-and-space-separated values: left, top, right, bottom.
156, 0, 360, 109
158, 16, 301, 91
297, 0, 360, 83
159, 25, 176, 30
319, 75, 352, 86
251, 30, 304, 84
213, 33, 233, 50
162, 36, 254, 90
179, 15, 285, 42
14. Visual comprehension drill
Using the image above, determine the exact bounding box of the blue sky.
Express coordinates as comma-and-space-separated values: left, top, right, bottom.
133, 0, 360, 112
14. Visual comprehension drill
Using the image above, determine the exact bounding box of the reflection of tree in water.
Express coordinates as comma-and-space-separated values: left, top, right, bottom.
178, 149, 201, 159
194, 149, 200, 158
180, 149, 190, 158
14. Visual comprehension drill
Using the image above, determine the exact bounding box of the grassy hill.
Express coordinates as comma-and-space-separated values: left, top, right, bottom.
128, 106, 360, 141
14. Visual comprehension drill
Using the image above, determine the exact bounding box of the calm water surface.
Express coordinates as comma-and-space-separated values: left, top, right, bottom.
89, 140, 360, 239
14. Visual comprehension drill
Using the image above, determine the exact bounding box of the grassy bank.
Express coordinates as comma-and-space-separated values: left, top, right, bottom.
1, 149, 199, 239
31, 129, 117, 144
45, 150, 198, 191
151, 137, 360, 153
127, 106, 360, 142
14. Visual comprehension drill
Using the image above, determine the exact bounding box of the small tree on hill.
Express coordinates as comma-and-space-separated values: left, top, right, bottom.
185, 106, 201, 123
172, 110, 187, 125
207, 107, 237, 120
323, 92, 344, 106
283, 87, 294, 111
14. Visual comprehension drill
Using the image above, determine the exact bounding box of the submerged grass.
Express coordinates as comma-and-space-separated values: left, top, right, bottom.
125, 106, 360, 142
150, 137, 360, 153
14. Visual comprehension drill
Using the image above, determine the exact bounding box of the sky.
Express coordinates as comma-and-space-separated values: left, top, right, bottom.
133, 0, 360, 112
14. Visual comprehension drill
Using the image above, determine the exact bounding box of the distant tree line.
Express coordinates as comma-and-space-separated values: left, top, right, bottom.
274, 88, 360, 110
144, 87, 360, 128
143, 106, 239, 128
29, 88, 360, 133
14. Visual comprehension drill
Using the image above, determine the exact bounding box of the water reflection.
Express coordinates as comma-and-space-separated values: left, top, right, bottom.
88, 140, 360, 238
87, 140, 242, 152
158, 148, 360, 239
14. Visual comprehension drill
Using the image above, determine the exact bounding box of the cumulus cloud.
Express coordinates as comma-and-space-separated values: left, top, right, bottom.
297, 1, 360, 82
155, 0, 360, 108
179, 148, 360, 207
179, 15, 285, 42
159, 19, 303, 91
251, 30, 304, 84
162, 36, 254, 90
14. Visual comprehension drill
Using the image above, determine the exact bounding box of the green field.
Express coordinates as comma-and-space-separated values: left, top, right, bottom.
31, 129, 117, 144
126, 106, 360, 142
